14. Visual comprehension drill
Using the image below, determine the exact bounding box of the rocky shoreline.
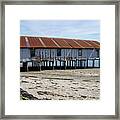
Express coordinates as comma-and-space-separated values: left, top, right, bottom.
20, 88, 39, 100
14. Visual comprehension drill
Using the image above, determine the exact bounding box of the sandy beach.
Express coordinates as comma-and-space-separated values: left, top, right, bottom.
20, 69, 100, 100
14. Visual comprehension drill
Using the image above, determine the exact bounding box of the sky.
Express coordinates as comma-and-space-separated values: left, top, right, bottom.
20, 20, 100, 41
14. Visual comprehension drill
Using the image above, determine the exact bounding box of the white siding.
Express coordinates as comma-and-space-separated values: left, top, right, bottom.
82, 49, 98, 58
20, 49, 30, 60
51, 49, 56, 58
35, 49, 56, 58
20, 48, 99, 60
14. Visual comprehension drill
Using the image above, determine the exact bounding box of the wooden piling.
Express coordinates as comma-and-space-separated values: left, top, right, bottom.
20, 57, 100, 72
52, 61, 54, 70
93, 59, 95, 68
75, 60, 77, 68
60, 60, 61, 70
64, 61, 66, 69
80, 60, 82, 68
66, 60, 68, 68
86, 59, 88, 68
99, 59, 100, 68
39, 62, 41, 71
78, 60, 80, 68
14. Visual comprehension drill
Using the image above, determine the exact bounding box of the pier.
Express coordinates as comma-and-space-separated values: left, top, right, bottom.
20, 36, 100, 72
20, 57, 100, 72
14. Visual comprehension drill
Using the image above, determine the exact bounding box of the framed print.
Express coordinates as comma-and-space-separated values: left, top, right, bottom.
0, 0, 120, 119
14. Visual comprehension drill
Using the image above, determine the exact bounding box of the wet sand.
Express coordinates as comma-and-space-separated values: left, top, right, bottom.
20, 69, 100, 100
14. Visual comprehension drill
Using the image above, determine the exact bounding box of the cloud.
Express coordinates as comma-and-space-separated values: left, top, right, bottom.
20, 20, 100, 41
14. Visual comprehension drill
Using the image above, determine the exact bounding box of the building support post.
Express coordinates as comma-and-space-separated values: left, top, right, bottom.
64, 61, 66, 70
46, 60, 48, 67
49, 61, 50, 69
39, 62, 41, 71
60, 60, 61, 70
99, 59, 100, 68
78, 60, 80, 68
52, 61, 54, 70
56, 60, 57, 68
27, 62, 28, 72
76, 60, 77, 68
93, 59, 95, 68
69, 60, 71, 68
80, 60, 82, 68
86, 59, 88, 68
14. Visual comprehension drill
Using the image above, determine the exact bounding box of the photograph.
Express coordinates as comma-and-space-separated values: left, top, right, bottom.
20, 20, 100, 100
2, 1, 117, 118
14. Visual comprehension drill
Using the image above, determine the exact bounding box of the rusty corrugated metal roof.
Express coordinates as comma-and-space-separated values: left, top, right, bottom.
20, 36, 100, 49
40, 37, 60, 48
75, 39, 93, 48
86, 40, 100, 48
20, 36, 27, 48
63, 39, 83, 49
53, 38, 72, 48
27, 37, 44, 48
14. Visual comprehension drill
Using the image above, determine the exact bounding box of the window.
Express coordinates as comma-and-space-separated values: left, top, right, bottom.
45, 50, 47, 58
78, 49, 82, 56
96, 49, 100, 58
30, 48, 35, 57
57, 49, 61, 56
